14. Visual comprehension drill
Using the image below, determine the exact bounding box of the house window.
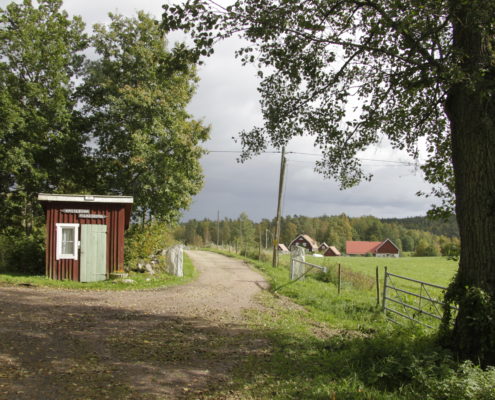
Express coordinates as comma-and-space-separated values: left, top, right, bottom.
56, 223, 79, 260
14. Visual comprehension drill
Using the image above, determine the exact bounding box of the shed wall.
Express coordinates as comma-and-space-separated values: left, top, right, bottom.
44, 202, 127, 281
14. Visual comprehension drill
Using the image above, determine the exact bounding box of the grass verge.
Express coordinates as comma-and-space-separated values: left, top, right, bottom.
201, 248, 494, 400
0, 253, 197, 290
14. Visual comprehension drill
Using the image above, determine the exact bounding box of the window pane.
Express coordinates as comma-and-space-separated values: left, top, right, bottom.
62, 227, 75, 255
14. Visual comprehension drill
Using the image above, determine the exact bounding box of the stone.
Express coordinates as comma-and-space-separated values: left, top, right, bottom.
145, 263, 155, 275
122, 279, 135, 284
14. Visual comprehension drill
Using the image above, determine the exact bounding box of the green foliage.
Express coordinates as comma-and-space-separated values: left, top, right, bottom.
124, 222, 175, 270
415, 361, 495, 400
442, 279, 495, 366
0, 0, 89, 235
0, 233, 44, 274
414, 239, 441, 256
1, 1, 207, 245
82, 12, 208, 223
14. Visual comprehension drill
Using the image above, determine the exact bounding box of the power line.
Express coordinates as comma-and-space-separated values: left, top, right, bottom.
205, 149, 418, 166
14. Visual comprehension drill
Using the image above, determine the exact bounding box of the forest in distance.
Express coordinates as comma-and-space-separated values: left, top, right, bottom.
176, 214, 460, 257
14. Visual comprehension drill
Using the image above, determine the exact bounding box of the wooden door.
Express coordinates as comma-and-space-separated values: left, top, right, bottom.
80, 224, 107, 282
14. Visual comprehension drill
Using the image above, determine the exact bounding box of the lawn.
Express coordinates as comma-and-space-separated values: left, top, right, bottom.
0, 253, 197, 290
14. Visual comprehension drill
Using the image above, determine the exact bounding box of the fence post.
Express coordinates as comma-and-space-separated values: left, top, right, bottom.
338, 263, 341, 295
382, 266, 388, 312
376, 266, 380, 306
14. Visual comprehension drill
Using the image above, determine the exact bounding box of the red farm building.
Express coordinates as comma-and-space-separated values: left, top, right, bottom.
345, 239, 400, 257
324, 246, 342, 257
38, 193, 133, 282
289, 234, 319, 253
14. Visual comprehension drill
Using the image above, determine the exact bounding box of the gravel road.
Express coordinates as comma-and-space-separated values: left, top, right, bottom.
0, 250, 270, 399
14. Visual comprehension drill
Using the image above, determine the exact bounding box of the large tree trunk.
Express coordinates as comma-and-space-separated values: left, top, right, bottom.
445, 0, 495, 366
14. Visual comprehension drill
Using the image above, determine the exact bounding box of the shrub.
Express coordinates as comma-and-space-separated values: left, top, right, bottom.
0, 233, 45, 274
124, 222, 175, 270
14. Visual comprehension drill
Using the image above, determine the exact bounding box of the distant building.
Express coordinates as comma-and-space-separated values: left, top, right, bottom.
277, 243, 289, 254
324, 246, 341, 257
346, 239, 400, 257
318, 242, 330, 252
289, 234, 318, 253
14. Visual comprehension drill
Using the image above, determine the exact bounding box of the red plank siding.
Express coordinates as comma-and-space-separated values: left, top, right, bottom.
42, 200, 131, 281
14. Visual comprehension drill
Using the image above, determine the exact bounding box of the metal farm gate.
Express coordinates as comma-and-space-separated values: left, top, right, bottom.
382, 267, 458, 328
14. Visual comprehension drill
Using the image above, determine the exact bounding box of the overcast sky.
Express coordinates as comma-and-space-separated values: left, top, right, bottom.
2, 0, 440, 221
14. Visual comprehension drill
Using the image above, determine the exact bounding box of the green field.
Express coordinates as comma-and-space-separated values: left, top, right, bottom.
309, 255, 459, 287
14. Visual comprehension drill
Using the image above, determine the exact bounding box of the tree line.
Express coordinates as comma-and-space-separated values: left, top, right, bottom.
176, 213, 460, 257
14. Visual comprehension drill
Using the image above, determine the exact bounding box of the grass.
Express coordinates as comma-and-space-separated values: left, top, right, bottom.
308, 255, 459, 287
202, 248, 493, 400
0, 253, 197, 290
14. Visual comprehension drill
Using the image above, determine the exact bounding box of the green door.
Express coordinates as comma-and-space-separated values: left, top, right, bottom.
80, 224, 107, 282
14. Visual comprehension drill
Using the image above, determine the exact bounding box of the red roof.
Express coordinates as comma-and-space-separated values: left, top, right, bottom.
346, 241, 382, 255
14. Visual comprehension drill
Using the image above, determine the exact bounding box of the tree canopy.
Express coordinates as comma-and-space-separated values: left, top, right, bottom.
82, 12, 208, 223
0, 0, 88, 234
0, 0, 208, 235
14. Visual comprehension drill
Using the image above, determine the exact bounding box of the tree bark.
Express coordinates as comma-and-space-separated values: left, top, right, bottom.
445, 0, 495, 365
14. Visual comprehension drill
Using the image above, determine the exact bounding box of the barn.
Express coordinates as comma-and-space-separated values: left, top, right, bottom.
38, 193, 133, 282
324, 246, 341, 257
289, 234, 319, 253
346, 239, 400, 257
277, 243, 289, 254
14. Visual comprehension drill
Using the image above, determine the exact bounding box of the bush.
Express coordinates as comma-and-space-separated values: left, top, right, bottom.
124, 222, 175, 271
0, 233, 44, 274
413, 360, 495, 400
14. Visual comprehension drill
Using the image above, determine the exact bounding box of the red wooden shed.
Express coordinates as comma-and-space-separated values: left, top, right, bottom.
38, 194, 133, 282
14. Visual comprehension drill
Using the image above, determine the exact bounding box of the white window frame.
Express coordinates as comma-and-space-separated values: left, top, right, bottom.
56, 223, 79, 260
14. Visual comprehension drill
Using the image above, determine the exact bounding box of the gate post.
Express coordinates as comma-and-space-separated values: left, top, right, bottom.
382, 266, 388, 312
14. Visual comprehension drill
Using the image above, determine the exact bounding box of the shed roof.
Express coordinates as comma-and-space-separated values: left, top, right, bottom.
38, 193, 133, 203
328, 246, 341, 256
278, 243, 289, 252
298, 234, 318, 249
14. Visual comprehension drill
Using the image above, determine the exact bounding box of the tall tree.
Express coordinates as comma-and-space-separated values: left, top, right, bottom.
162, 0, 495, 364
0, 0, 88, 234
82, 12, 208, 223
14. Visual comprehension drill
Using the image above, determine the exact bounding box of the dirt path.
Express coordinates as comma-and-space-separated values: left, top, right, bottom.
0, 251, 271, 399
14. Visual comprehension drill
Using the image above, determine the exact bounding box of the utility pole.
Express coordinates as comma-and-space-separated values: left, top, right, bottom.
272, 146, 286, 267
216, 210, 220, 246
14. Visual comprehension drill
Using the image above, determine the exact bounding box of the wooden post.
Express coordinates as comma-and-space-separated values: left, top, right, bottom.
376, 266, 380, 306
258, 227, 262, 261
272, 147, 286, 267
337, 263, 342, 295
382, 266, 388, 312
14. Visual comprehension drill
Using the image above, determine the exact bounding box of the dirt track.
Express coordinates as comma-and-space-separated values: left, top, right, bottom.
0, 251, 270, 399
